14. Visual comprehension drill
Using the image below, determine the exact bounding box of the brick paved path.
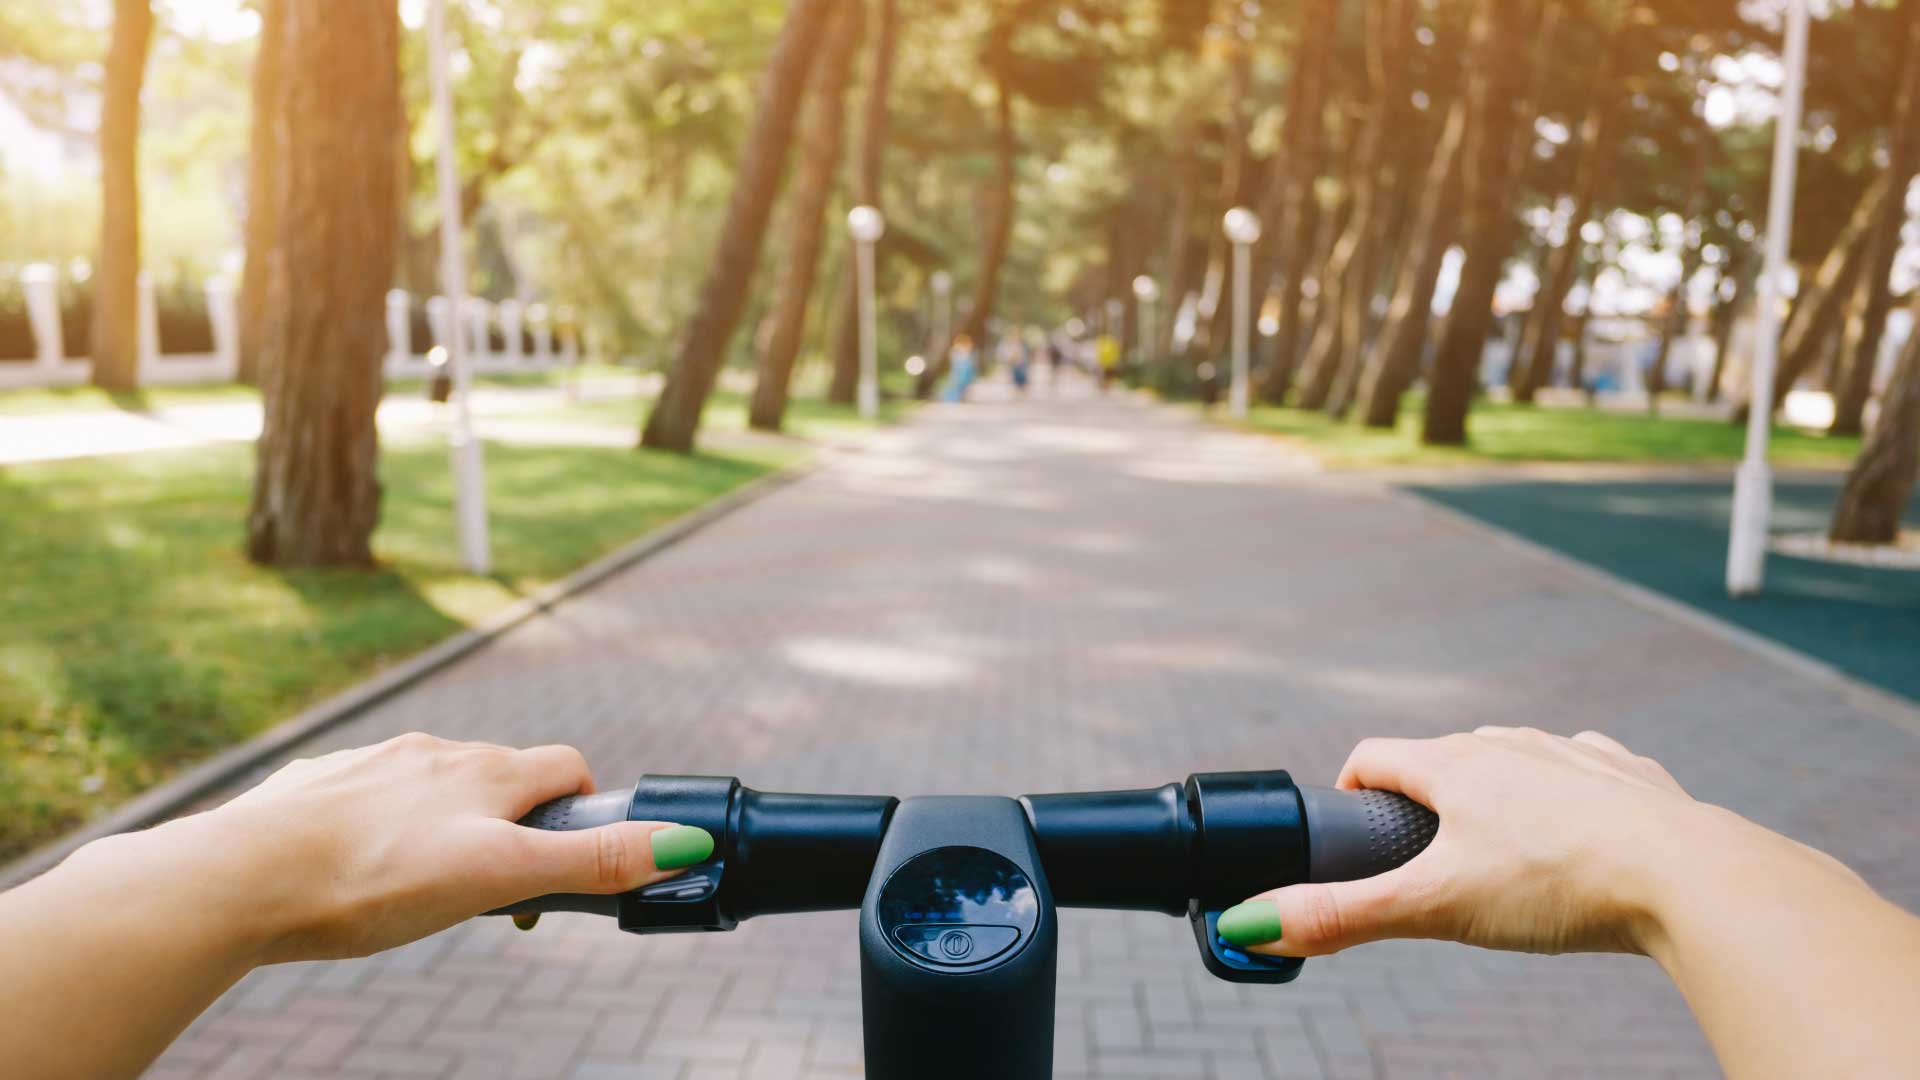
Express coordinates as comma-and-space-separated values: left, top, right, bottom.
147, 382, 1920, 1080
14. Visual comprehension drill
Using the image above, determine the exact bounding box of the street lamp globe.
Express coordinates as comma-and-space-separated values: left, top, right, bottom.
848, 205, 887, 244
930, 270, 952, 296
1132, 275, 1159, 302
1222, 206, 1261, 245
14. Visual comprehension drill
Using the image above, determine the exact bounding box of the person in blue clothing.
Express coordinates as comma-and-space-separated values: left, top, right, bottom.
943, 333, 978, 402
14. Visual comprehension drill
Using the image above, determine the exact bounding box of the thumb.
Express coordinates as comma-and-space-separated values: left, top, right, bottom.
516, 821, 715, 896
1217, 866, 1430, 958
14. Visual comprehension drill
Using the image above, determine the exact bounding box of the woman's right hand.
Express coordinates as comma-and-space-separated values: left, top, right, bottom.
1217, 727, 1859, 959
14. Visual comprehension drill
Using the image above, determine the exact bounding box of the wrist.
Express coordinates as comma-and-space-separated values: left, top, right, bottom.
66, 813, 286, 974
1622, 801, 1837, 971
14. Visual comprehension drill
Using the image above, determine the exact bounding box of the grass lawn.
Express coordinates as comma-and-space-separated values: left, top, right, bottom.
0, 387, 889, 862
0, 364, 637, 416
1228, 396, 1864, 469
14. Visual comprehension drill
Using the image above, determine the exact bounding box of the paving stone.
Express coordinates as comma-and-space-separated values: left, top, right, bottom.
141, 384, 1920, 1078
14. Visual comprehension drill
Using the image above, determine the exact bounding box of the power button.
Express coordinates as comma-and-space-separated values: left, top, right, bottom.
938, 930, 973, 960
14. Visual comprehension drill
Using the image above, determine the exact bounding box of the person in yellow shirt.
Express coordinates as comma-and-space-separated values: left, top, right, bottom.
1095, 333, 1121, 391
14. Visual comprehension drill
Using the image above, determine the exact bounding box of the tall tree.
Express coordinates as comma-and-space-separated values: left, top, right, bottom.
238, 0, 283, 386
1829, 294, 1920, 544
245, 0, 401, 566
641, 0, 837, 451
1734, 170, 1893, 420
1298, 0, 1410, 415
1255, 0, 1333, 404
1704, 250, 1753, 404
1646, 124, 1710, 409
1353, 96, 1467, 428
949, 72, 1015, 356
1422, 0, 1543, 445
826, 0, 899, 406
89, 0, 154, 392
913, 2, 1049, 399
1511, 19, 1625, 404
1187, 28, 1257, 366
1827, 0, 1920, 545
748, 0, 865, 431
1831, 7, 1920, 436
1156, 139, 1202, 362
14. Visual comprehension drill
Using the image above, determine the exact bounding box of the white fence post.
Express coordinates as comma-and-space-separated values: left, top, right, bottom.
21, 264, 63, 371
497, 299, 523, 364
205, 276, 239, 380
529, 303, 553, 366
136, 271, 160, 384
465, 298, 491, 364
426, 295, 452, 352
387, 289, 412, 367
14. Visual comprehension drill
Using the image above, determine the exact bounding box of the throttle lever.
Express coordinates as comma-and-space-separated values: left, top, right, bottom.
1190, 786, 1437, 984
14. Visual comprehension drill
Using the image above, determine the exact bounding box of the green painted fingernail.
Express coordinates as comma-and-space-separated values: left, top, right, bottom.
650, 825, 715, 870
1217, 901, 1283, 947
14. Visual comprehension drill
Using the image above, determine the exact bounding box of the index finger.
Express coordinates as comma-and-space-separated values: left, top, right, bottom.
1333, 736, 1452, 809
497, 744, 597, 817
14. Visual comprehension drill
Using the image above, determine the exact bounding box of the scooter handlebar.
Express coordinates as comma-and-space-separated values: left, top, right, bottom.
494, 772, 1436, 926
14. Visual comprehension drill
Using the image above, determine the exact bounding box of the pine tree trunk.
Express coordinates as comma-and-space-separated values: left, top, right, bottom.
642, 0, 837, 451
1706, 252, 1752, 404
244, 0, 400, 567
1157, 145, 1201, 363
1829, 303, 1920, 544
1831, 5, 1920, 436
826, 0, 898, 406
1422, 0, 1541, 445
1321, 0, 1411, 418
1512, 38, 1622, 404
90, 0, 154, 393
1187, 40, 1256, 366
1647, 130, 1710, 410
1568, 308, 1591, 394
238, 0, 283, 386
1733, 172, 1894, 423
915, 73, 1014, 399
1355, 97, 1467, 428
1255, 0, 1333, 404
748, 1, 864, 432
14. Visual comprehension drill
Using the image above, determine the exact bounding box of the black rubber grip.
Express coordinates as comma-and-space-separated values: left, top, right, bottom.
519, 787, 634, 832
1297, 786, 1437, 883
488, 787, 639, 917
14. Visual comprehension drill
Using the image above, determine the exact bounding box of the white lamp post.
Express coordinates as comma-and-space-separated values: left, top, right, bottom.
1727, 0, 1808, 597
1222, 207, 1262, 418
1132, 275, 1159, 369
428, 0, 489, 574
930, 269, 953, 362
848, 205, 886, 419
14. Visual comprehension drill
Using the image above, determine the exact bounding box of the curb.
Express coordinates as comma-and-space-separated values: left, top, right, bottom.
0, 452, 824, 891
1393, 487, 1920, 741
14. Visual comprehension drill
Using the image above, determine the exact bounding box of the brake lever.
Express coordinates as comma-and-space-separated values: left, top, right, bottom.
1188, 903, 1304, 983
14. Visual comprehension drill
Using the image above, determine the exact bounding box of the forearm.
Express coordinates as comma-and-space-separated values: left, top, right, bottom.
1643, 808, 1920, 1079
0, 819, 269, 1079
